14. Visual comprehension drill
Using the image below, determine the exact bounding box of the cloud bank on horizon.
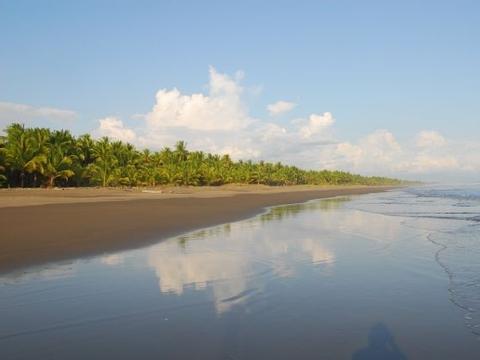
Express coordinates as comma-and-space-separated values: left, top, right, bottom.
0, 102, 77, 129
1, 68, 478, 181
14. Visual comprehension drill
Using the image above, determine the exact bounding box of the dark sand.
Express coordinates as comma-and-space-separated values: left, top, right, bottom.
0, 186, 396, 273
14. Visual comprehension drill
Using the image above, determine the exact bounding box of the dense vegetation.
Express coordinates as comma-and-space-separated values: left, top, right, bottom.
0, 124, 407, 188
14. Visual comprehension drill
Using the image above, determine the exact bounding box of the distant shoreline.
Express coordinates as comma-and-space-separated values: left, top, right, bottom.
0, 185, 400, 274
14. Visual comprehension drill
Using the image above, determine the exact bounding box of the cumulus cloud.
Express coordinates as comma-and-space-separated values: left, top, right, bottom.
94, 117, 137, 143
405, 154, 459, 173
0, 101, 76, 129
332, 129, 480, 179
91, 67, 480, 181
146, 67, 251, 132
416, 130, 447, 148
333, 130, 402, 173
298, 112, 335, 139
267, 100, 296, 116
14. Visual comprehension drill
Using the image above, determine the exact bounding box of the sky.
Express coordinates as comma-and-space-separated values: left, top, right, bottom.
1, 0, 479, 181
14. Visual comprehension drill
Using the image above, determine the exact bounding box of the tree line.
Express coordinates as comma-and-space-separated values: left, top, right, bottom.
0, 123, 407, 188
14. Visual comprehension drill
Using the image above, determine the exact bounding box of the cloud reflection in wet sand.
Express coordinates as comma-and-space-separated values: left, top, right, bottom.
100, 254, 125, 266
147, 200, 341, 314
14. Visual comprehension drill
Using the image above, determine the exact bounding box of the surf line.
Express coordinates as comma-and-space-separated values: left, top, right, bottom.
426, 232, 479, 337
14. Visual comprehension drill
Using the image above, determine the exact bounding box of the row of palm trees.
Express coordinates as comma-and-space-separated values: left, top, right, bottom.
0, 123, 406, 188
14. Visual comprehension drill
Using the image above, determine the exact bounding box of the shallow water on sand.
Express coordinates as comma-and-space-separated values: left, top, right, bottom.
1, 186, 480, 359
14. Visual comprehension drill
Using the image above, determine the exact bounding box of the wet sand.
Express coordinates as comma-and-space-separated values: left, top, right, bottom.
0, 185, 397, 273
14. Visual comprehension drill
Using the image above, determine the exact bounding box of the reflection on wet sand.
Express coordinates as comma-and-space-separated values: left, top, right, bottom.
147, 199, 341, 313
100, 254, 124, 266
145, 196, 409, 314
0, 262, 76, 284
147, 233, 335, 313
258, 197, 351, 223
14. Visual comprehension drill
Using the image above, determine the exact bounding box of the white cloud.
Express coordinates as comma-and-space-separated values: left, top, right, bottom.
267, 100, 296, 116
404, 154, 459, 173
90, 67, 480, 181
260, 123, 287, 142
145, 67, 251, 132
0, 101, 76, 129
333, 130, 402, 173
94, 117, 136, 143
298, 112, 335, 139
332, 129, 480, 179
416, 130, 447, 148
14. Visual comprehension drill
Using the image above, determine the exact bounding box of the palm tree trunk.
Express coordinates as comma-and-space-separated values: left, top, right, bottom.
103, 166, 107, 187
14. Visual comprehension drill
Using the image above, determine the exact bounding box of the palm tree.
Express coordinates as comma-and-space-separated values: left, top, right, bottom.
0, 134, 6, 185
3, 124, 44, 187
41, 144, 75, 187
88, 137, 118, 187
174, 141, 188, 162
0, 159, 6, 186
27, 127, 52, 186
72, 134, 94, 186
0, 124, 407, 188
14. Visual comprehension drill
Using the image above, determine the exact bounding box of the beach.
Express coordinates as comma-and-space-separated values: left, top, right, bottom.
0, 185, 396, 273
2, 185, 480, 359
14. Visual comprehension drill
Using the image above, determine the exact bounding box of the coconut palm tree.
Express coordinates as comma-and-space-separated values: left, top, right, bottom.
87, 137, 118, 187
71, 134, 95, 186
3, 124, 46, 187
0, 124, 407, 188
0, 134, 6, 185
174, 141, 188, 162
0, 160, 6, 186
40, 144, 75, 187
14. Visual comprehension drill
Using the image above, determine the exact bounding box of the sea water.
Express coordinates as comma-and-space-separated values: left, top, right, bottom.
1, 185, 480, 359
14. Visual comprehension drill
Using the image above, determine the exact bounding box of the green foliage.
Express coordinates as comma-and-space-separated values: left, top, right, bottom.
0, 136, 6, 186
0, 132, 5, 179
0, 123, 409, 188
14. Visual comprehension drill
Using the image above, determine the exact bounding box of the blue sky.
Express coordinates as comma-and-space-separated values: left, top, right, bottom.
1, 0, 479, 180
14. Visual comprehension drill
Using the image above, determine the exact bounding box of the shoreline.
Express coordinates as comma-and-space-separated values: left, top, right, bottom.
0, 185, 399, 274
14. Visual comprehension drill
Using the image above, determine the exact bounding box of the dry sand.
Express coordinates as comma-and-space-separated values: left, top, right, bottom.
0, 185, 398, 273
